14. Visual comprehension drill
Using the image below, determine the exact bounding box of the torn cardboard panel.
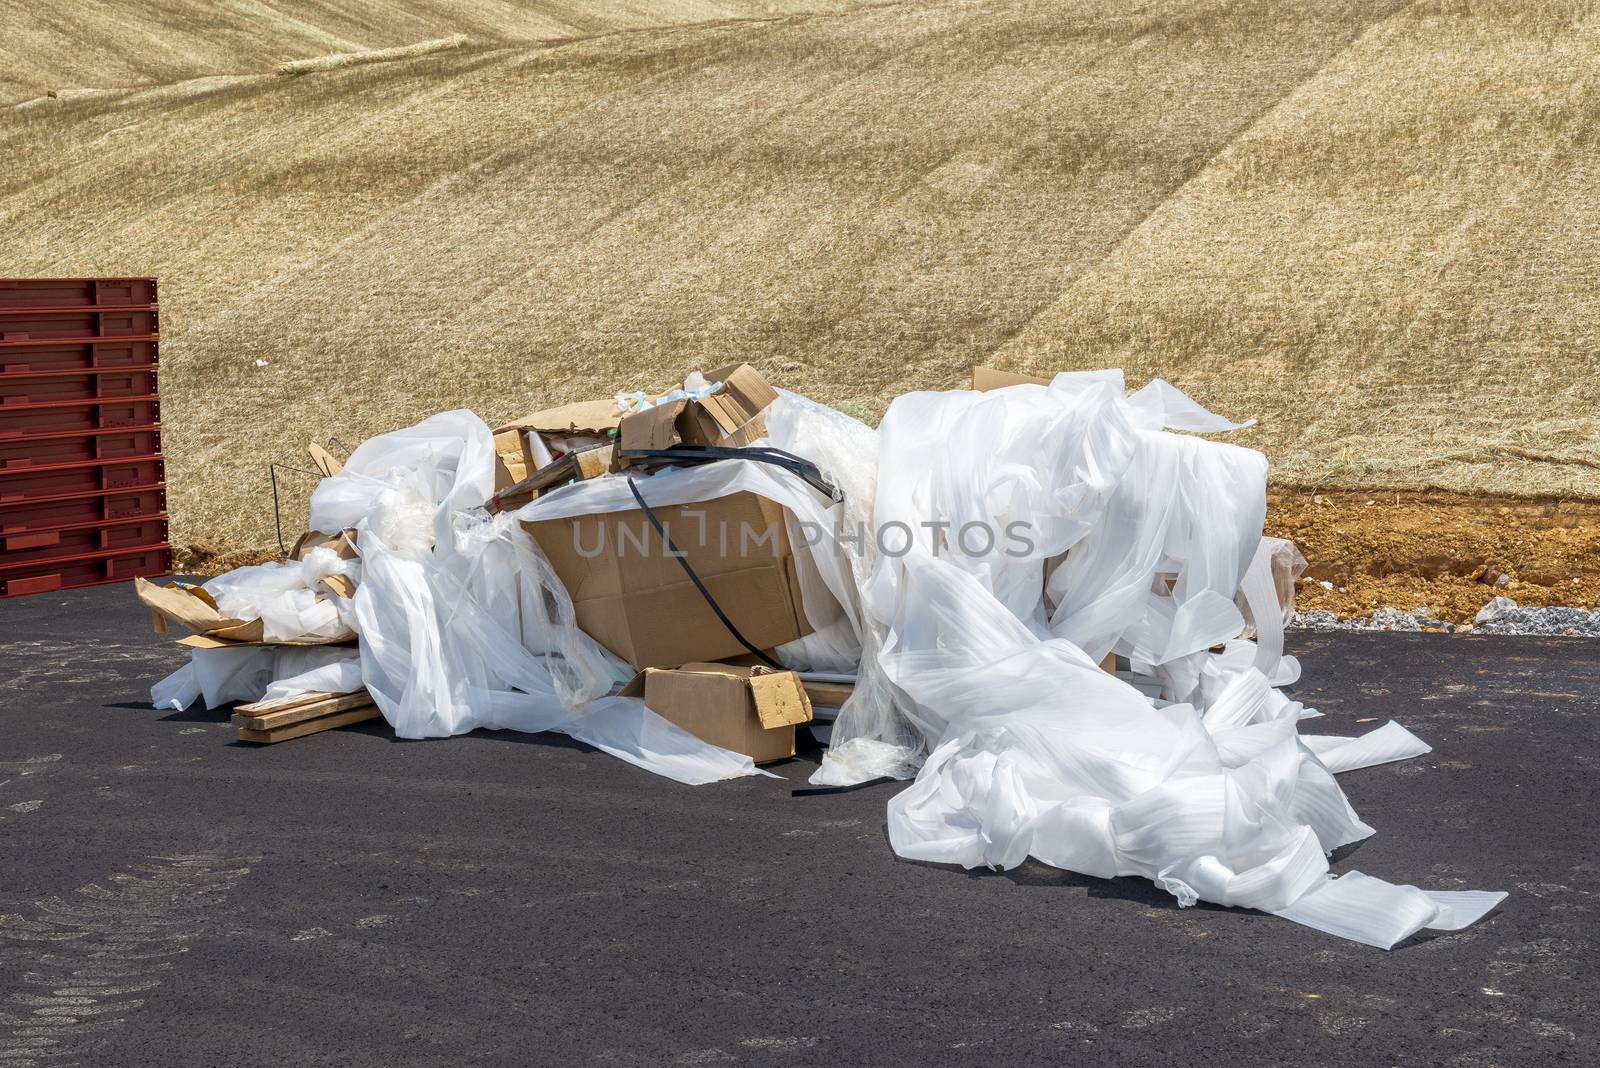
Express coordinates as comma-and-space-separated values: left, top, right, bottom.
525, 491, 811, 669
493, 428, 528, 483
494, 398, 623, 477
692, 363, 778, 438
617, 399, 689, 459
972, 366, 1050, 391
308, 442, 343, 478
619, 661, 812, 763
136, 577, 262, 642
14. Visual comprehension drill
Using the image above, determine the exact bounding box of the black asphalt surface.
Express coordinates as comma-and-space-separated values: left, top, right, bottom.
1, 581, 1596, 1067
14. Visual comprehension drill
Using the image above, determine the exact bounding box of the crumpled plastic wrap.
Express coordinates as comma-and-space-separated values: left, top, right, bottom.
151, 645, 361, 710
199, 547, 361, 643
821, 372, 1504, 948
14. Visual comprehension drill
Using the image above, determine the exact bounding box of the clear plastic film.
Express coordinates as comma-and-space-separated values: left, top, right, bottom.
828, 372, 1504, 948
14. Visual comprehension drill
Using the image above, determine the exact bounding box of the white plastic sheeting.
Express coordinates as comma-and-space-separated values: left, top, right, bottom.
822, 373, 1504, 948
151, 645, 361, 710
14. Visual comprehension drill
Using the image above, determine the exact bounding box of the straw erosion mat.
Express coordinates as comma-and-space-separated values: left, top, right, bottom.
4, 0, 1597, 579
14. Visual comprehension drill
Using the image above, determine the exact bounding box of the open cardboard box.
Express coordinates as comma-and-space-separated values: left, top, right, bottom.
492, 398, 622, 484
620, 661, 812, 763
615, 362, 777, 468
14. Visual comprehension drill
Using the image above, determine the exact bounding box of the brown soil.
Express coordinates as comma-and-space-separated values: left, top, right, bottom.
176, 488, 1600, 623
172, 540, 277, 576
1268, 489, 1600, 624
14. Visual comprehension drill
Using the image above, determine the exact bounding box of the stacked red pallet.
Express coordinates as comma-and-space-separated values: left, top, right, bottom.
1, 278, 172, 597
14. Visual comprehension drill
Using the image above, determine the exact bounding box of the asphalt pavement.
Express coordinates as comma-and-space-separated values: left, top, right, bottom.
1, 580, 1596, 1066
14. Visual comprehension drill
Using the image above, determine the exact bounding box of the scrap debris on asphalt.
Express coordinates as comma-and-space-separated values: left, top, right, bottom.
135, 361, 1508, 949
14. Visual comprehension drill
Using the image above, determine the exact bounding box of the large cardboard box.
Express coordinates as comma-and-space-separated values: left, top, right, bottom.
525, 490, 813, 669
620, 662, 812, 763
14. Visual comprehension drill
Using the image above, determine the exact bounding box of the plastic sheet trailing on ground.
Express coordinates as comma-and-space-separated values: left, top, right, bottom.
145, 367, 1506, 948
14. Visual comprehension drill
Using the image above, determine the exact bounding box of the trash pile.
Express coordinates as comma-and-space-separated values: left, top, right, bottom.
141, 363, 1507, 949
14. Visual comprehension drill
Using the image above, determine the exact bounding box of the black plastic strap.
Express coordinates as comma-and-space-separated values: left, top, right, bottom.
626, 476, 784, 670
618, 445, 842, 503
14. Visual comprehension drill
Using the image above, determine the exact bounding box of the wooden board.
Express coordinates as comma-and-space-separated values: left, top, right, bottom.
800, 680, 854, 708
234, 689, 372, 730
234, 704, 380, 744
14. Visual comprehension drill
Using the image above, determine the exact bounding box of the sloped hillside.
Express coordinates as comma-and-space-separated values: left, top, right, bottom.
0, 0, 871, 104
993, 0, 1600, 497
4, 0, 1595, 549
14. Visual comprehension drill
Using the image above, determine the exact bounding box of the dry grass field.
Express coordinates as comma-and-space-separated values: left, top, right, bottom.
3, 0, 1597, 556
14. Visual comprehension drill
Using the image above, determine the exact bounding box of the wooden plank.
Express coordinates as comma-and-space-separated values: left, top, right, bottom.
236, 688, 355, 716
801, 680, 854, 708
234, 689, 371, 729
235, 704, 380, 744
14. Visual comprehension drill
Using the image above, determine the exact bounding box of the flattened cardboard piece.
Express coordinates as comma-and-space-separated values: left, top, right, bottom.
972, 366, 1050, 391
308, 442, 343, 478
494, 398, 623, 438
290, 528, 358, 562
620, 661, 811, 763
136, 577, 262, 642
175, 633, 357, 650
616, 398, 689, 463
526, 491, 811, 669
177, 634, 257, 650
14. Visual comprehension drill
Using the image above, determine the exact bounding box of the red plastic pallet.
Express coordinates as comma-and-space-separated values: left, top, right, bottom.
0, 427, 162, 468
0, 395, 161, 437
0, 485, 167, 534
0, 366, 156, 404
0, 307, 158, 341
0, 544, 172, 597
1, 277, 168, 597
0, 278, 157, 309
0, 336, 159, 374
1, 514, 169, 564
0, 455, 165, 502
